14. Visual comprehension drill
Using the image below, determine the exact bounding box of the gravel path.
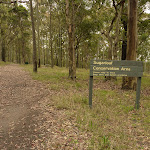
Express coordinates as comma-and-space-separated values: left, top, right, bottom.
0, 65, 90, 150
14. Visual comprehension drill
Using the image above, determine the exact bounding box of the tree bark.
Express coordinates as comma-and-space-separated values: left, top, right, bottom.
1, 29, 6, 62
1, 40, 6, 62
66, 0, 76, 80
46, 34, 49, 64
121, 15, 128, 88
58, 22, 62, 67
123, 0, 138, 90
21, 33, 25, 63
75, 38, 80, 68
48, 1, 54, 68
114, 5, 123, 60
30, 0, 37, 72
43, 38, 45, 65
36, 0, 41, 68
127, 0, 137, 60
121, 21, 127, 61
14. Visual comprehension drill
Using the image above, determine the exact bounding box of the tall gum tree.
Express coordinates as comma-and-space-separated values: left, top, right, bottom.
65, 0, 76, 80
0, 6, 8, 62
36, 0, 41, 68
48, 0, 54, 68
30, 0, 37, 72
122, 0, 138, 90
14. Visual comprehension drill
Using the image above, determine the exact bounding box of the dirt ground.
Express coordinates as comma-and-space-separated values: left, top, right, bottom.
0, 64, 90, 150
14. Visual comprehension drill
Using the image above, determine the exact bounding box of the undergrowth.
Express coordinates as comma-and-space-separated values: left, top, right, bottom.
0, 61, 11, 66
23, 64, 150, 150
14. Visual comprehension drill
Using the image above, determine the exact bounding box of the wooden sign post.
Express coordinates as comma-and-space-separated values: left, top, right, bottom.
89, 60, 143, 109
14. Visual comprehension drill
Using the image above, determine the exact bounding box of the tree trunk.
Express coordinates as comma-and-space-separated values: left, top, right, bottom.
75, 38, 80, 68
36, 0, 41, 68
1, 40, 5, 62
22, 38, 26, 63
76, 48, 79, 68
65, 44, 68, 68
43, 39, 45, 65
121, 12, 127, 61
46, 34, 49, 64
123, 0, 138, 90
18, 37, 21, 64
114, 5, 123, 60
58, 23, 62, 67
49, 2, 54, 68
127, 0, 137, 60
66, 0, 76, 80
1, 29, 6, 62
30, 0, 37, 72
121, 14, 127, 88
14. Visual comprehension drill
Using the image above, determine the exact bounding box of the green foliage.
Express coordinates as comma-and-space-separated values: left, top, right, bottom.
11, 5, 28, 17
0, 61, 11, 66
0, 2, 31, 63
1, 0, 150, 66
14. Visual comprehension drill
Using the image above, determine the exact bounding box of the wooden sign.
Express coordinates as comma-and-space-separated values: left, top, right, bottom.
89, 60, 143, 109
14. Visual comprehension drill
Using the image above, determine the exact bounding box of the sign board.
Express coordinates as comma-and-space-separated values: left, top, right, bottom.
90, 60, 143, 77
89, 60, 143, 109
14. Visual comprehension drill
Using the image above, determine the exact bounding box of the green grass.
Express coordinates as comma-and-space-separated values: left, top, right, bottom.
23, 65, 89, 91
142, 74, 150, 87
0, 61, 11, 66
22, 64, 150, 150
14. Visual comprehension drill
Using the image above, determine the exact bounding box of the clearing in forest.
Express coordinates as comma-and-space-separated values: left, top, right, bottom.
0, 64, 149, 149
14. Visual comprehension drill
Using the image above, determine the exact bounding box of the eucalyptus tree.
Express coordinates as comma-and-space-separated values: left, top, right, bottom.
48, 0, 63, 67
65, 0, 97, 79
48, 0, 54, 68
30, 0, 37, 72
0, 0, 31, 63
39, 3, 48, 65
0, 4, 10, 62
122, 0, 148, 89
127, 0, 137, 62
65, 0, 76, 80
10, 5, 30, 63
74, 1, 95, 67
36, 0, 41, 67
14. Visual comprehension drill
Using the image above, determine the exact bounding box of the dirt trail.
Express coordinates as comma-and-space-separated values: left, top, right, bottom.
0, 65, 89, 150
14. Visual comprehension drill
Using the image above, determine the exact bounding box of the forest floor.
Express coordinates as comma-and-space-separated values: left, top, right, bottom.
0, 63, 150, 150
0, 64, 90, 150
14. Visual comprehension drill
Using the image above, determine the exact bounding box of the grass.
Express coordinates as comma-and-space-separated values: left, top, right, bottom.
23, 64, 150, 150
0, 61, 11, 66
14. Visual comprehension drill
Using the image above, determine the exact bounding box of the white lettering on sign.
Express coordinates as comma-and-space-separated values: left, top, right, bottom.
93, 61, 113, 65
93, 66, 119, 71
121, 67, 131, 71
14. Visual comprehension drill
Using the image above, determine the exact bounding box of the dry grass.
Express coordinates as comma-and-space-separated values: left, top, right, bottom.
23, 64, 150, 150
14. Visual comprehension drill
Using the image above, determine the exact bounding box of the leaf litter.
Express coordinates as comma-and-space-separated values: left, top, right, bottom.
0, 64, 90, 150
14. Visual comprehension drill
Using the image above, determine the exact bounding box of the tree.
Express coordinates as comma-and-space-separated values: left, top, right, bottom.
1, 0, 149, 77
10, 5, 30, 63
65, 0, 76, 80
30, 0, 37, 72
127, 0, 137, 61
0, 5, 9, 62
48, 0, 54, 68
122, 0, 138, 90
36, 0, 41, 68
